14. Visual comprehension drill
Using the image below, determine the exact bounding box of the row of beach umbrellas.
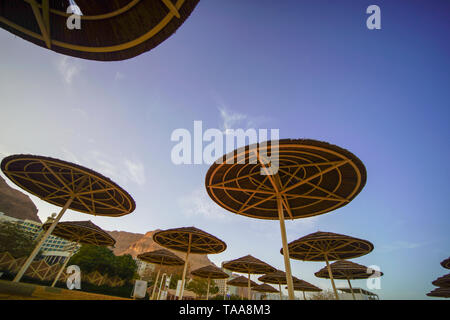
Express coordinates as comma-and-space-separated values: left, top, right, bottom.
1, 139, 381, 300
427, 257, 450, 298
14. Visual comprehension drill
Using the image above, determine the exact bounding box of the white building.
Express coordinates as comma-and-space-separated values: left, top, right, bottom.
0, 212, 78, 264
338, 288, 380, 300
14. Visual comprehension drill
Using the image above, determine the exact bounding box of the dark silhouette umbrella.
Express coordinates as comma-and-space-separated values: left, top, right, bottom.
258, 270, 299, 300
206, 139, 367, 299
1, 154, 135, 283
287, 279, 322, 300
223, 255, 276, 300
441, 257, 450, 270
253, 283, 279, 295
427, 287, 450, 298
227, 275, 258, 300
285, 231, 374, 299
0, 0, 200, 61
314, 260, 383, 300
191, 265, 229, 300
153, 227, 226, 299
137, 249, 185, 300
432, 273, 450, 288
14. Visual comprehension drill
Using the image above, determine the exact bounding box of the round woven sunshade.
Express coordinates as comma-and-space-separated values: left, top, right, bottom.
314, 260, 383, 280
432, 273, 450, 288
1, 155, 135, 217
205, 139, 366, 220
441, 257, 450, 270
191, 265, 229, 279
137, 249, 184, 266
426, 287, 450, 298
258, 270, 299, 285
0, 0, 200, 61
222, 255, 276, 274
288, 280, 322, 292
284, 231, 374, 261
42, 220, 115, 246
227, 276, 258, 288
253, 283, 279, 293
153, 227, 226, 254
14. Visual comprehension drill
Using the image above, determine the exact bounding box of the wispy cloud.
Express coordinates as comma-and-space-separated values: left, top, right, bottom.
178, 187, 232, 221
57, 56, 81, 84
114, 71, 125, 81
218, 106, 248, 132
379, 240, 429, 253
124, 159, 146, 186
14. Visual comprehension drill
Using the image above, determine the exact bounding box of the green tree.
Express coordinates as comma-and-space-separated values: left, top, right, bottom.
310, 289, 336, 300
0, 221, 39, 258
186, 277, 212, 298
68, 244, 137, 280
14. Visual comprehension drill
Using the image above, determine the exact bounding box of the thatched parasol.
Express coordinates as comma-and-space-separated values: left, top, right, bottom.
191, 265, 229, 300
426, 287, 450, 298
227, 275, 258, 300
285, 231, 373, 300
223, 255, 276, 300
432, 273, 450, 288
41, 219, 115, 287
153, 227, 226, 299
314, 260, 383, 300
441, 257, 450, 270
1, 154, 135, 283
137, 249, 184, 300
205, 139, 366, 299
0, 0, 200, 61
253, 283, 279, 294
287, 279, 322, 300
258, 270, 299, 300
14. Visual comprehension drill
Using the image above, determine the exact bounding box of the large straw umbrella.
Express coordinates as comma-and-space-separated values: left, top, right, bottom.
41, 220, 116, 287
1, 154, 135, 283
258, 270, 298, 300
191, 265, 229, 300
223, 255, 276, 300
0, 0, 200, 61
206, 139, 367, 299
227, 276, 258, 300
287, 279, 322, 300
253, 283, 279, 299
314, 260, 383, 300
284, 231, 374, 300
427, 287, 450, 298
153, 227, 226, 299
137, 249, 185, 300
432, 273, 450, 288
441, 257, 450, 270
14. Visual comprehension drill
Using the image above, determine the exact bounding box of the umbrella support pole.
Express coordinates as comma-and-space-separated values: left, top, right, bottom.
278, 283, 282, 300
277, 194, 295, 300
303, 291, 306, 300
13, 195, 75, 282
247, 272, 251, 300
325, 255, 339, 300
51, 240, 79, 287
206, 277, 210, 300
179, 234, 192, 300
347, 277, 356, 300
151, 268, 162, 300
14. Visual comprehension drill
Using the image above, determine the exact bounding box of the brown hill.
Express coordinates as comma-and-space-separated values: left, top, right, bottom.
0, 175, 41, 223
107, 229, 214, 274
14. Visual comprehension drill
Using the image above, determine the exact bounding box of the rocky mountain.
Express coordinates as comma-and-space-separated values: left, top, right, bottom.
107, 229, 214, 274
0, 175, 41, 223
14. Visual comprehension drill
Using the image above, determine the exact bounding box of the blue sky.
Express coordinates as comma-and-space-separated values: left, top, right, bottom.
0, 0, 449, 299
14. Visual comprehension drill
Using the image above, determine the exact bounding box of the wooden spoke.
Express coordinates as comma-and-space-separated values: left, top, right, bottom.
161, 0, 181, 18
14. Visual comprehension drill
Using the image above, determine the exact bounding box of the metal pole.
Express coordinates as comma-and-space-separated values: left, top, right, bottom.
179, 233, 192, 299
324, 254, 339, 300
14, 195, 74, 282
51, 240, 79, 287
277, 194, 295, 300
347, 277, 356, 300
